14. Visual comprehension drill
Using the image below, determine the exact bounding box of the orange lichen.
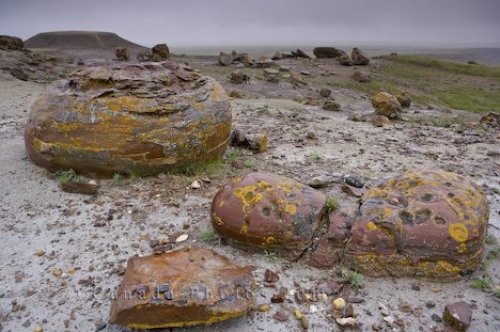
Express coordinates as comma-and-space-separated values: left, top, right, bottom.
448, 223, 468, 243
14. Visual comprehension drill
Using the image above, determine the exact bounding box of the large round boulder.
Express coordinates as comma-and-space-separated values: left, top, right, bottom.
25, 61, 232, 177
344, 169, 489, 280
211, 172, 326, 259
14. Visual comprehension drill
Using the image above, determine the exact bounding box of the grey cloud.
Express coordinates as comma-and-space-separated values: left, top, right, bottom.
0, 0, 499, 47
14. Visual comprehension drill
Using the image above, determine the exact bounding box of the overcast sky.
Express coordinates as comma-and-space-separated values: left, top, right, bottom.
1, 0, 499, 48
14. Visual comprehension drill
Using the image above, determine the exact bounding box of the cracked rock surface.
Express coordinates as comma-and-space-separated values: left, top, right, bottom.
24, 61, 232, 177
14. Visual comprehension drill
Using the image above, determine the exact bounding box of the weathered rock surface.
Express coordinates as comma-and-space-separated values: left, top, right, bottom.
351, 47, 370, 65
313, 47, 344, 59
322, 100, 341, 111
338, 52, 353, 66
371, 92, 402, 118
218, 52, 233, 66
0, 35, 24, 50
396, 94, 411, 108
352, 69, 370, 83
230, 70, 250, 83
109, 247, 254, 329
151, 43, 170, 61
115, 47, 129, 61
344, 169, 489, 280
443, 301, 473, 331
25, 61, 232, 177
211, 172, 326, 259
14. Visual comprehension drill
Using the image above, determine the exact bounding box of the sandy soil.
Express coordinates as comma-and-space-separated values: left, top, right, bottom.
0, 51, 499, 332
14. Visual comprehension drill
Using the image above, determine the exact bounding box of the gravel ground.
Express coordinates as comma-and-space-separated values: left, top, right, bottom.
0, 53, 499, 332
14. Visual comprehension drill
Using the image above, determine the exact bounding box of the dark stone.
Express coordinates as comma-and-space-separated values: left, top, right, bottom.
443, 301, 473, 331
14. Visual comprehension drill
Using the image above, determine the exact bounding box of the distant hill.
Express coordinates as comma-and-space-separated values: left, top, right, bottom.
25, 31, 147, 51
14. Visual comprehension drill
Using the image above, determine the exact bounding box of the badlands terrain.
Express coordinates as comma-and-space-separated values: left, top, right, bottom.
0, 32, 499, 331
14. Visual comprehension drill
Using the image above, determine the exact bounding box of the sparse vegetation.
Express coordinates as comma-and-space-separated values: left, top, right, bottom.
264, 249, 278, 260
54, 169, 76, 184
325, 196, 339, 213
243, 158, 257, 168
333, 55, 500, 113
200, 228, 218, 242
342, 268, 364, 290
471, 276, 495, 291
308, 152, 321, 162
110, 173, 125, 186
225, 148, 242, 162
184, 158, 224, 177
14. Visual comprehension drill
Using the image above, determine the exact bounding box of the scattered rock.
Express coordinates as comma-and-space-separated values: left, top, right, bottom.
271, 51, 283, 60
338, 52, 353, 66
190, 180, 201, 189
230, 70, 250, 83
52, 268, 63, 277
263, 68, 280, 82
229, 90, 242, 98
264, 269, 279, 283
0, 34, 24, 50
351, 47, 370, 65
10, 67, 29, 81
218, 52, 233, 66
319, 88, 332, 98
257, 304, 270, 312
273, 310, 289, 322
348, 112, 368, 122
313, 47, 344, 59
211, 172, 326, 260
432, 313, 442, 322
344, 175, 365, 188
396, 94, 411, 108
115, 47, 129, 61
136, 50, 153, 62
174, 234, 188, 243
322, 100, 341, 112
336, 317, 357, 326
443, 301, 473, 332
60, 180, 100, 195
371, 114, 391, 127
295, 49, 311, 59
307, 176, 330, 189
25, 61, 232, 177
254, 57, 274, 68
230, 129, 268, 153
333, 298, 346, 311
109, 247, 254, 328
479, 112, 500, 127
352, 69, 370, 82
289, 72, 307, 85
371, 92, 402, 118
151, 43, 170, 61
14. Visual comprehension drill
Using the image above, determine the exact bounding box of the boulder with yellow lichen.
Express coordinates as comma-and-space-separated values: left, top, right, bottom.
341, 169, 489, 280
211, 172, 326, 260
211, 169, 488, 280
109, 247, 254, 329
24, 61, 232, 177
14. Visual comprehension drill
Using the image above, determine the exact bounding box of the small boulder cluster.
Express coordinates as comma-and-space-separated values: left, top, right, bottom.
313, 46, 370, 66
370, 91, 412, 126
115, 43, 170, 62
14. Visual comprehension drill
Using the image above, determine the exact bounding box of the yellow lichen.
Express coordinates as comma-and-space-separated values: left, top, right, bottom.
448, 223, 468, 243
285, 204, 297, 215
367, 222, 378, 231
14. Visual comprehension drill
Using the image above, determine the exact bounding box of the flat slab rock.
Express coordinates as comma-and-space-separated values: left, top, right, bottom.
109, 247, 254, 329
25, 61, 232, 177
